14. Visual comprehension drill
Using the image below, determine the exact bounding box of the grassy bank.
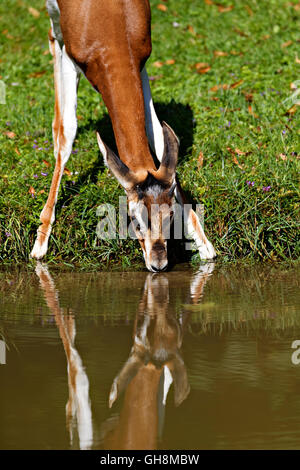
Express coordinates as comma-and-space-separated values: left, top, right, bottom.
0, 0, 299, 269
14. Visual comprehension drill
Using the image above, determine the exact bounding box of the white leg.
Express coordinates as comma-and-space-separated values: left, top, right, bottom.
31, 39, 80, 259
141, 67, 216, 260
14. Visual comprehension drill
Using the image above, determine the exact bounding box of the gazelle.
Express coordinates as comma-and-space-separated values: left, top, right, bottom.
31, 0, 216, 271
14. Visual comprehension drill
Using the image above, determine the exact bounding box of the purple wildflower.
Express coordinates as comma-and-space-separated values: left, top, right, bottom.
32, 144, 38, 149
5, 231, 12, 237
227, 121, 231, 127
262, 185, 271, 192
6, 121, 11, 126
44, 140, 48, 144
246, 181, 255, 186
282, 130, 286, 135
41, 172, 48, 177
33, 174, 38, 179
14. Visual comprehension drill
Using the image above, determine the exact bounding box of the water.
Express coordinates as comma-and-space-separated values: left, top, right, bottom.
0, 262, 299, 450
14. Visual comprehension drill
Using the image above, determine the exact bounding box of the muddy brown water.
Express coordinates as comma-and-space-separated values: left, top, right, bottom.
0, 262, 299, 450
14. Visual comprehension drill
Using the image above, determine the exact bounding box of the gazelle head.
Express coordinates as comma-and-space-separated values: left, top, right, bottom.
97, 122, 179, 272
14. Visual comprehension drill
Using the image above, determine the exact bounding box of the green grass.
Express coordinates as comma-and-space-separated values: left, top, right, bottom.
0, 0, 299, 269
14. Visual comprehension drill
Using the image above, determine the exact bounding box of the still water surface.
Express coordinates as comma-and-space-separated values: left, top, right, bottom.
0, 263, 299, 450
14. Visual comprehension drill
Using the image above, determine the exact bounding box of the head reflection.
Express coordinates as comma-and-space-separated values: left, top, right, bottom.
103, 263, 214, 450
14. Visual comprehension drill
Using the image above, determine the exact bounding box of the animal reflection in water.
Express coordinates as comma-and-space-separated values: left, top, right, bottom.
36, 262, 214, 450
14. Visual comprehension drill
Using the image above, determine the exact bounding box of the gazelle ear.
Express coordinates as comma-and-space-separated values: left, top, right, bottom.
168, 354, 190, 407
97, 132, 146, 191
154, 122, 179, 186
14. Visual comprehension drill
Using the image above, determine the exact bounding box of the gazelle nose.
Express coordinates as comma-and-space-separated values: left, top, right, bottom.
150, 262, 168, 272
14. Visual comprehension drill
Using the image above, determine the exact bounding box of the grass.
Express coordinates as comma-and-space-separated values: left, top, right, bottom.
0, 0, 299, 269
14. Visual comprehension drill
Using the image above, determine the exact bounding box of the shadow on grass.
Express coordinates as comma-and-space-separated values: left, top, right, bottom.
75, 99, 195, 184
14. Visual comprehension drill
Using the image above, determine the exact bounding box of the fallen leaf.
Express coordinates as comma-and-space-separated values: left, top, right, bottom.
15, 147, 20, 155
5, 131, 16, 139
64, 168, 72, 176
43, 159, 51, 167
43, 49, 50, 55
262, 34, 270, 40
213, 50, 228, 57
244, 5, 253, 15
77, 115, 83, 120
29, 71, 46, 78
248, 105, 259, 118
230, 79, 244, 89
232, 155, 243, 169
279, 153, 287, 160
38, 190, 45, 195
243, 91, 254, 102
196, 66, 211, 74
187, 25, 196, 35
234, 28, 249, 37
157, 4, 167, 11
197, 151, 204, 168
166, 59, 175, 65
153, 61, 164, 68
28, 7, 40, 18
210, 84, 229, 92
205, 0, 214, 4
296, 55, 300, 64
28, 186, 35, 196
194, 62, 209, 70
286, 104, 298, 115
218, 5, 234, 12
282, 40, 293, 48
290, 82, 298, 90
235, 148, 246, 156
230, 50, 243, 56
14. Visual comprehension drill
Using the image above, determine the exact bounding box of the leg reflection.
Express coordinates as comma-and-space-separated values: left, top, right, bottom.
35, 262, 93, 450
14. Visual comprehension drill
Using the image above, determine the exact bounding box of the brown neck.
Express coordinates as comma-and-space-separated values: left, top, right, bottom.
105, 365, 162, 450
58, 0, 156, 173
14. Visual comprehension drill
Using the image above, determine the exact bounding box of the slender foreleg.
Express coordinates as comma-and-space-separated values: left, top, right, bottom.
31, 32, 80, 259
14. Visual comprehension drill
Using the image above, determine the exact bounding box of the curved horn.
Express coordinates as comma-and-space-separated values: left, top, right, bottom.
97, 132, 147, 191
153, 122, 179, 185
